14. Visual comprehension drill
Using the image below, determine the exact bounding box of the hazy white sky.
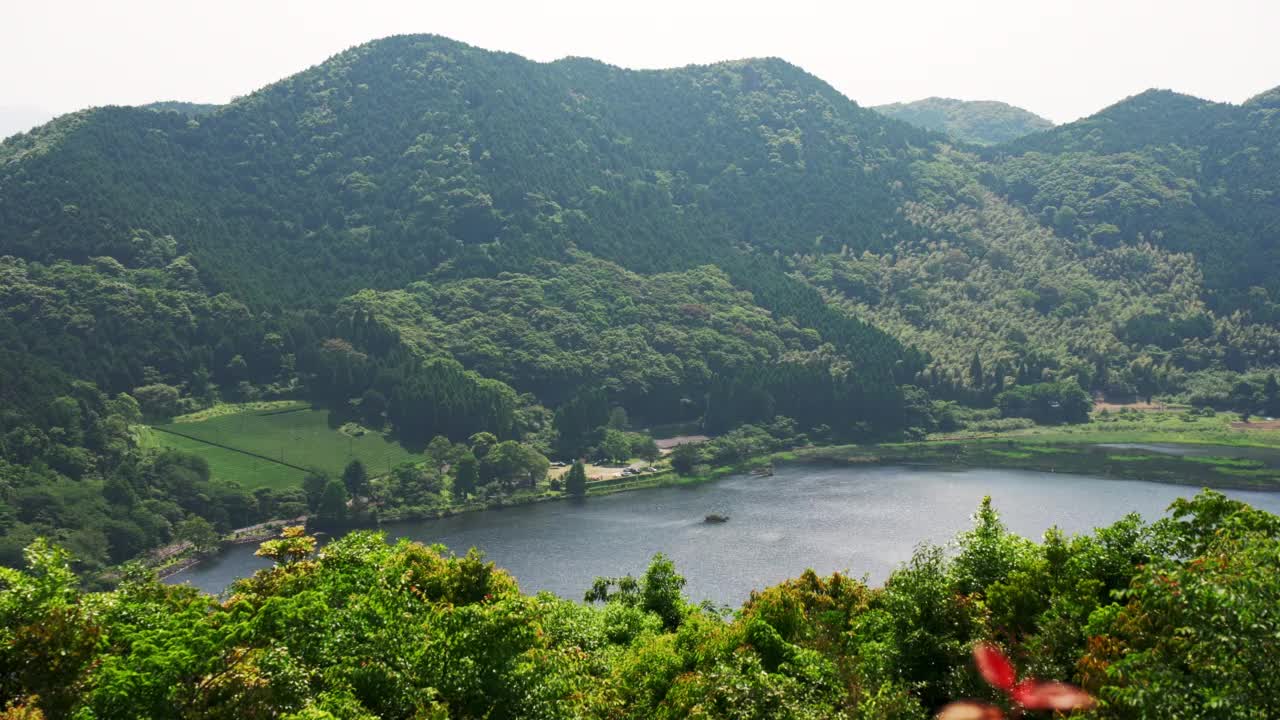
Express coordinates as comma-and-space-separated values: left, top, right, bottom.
4, 0, 1278, 124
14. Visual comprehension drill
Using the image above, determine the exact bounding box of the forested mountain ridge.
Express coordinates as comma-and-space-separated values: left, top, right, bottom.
138, 100, 222, 116
0, 33, 928, 405
873, 96, 1054, 145
987, 87, 1280, 309
0, 34, 933, 306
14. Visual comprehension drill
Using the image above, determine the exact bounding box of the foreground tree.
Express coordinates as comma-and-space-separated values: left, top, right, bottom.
0, 491, 1274, 718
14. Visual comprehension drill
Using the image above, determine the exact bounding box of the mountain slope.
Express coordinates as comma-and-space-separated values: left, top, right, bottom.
987, 89, 1280, 308
0, 39, 943, 569
873, 97, 1053, 145
4, 35, 1279, 410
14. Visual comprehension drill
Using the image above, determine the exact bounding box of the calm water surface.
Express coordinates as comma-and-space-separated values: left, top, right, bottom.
168, 464, 1280, 605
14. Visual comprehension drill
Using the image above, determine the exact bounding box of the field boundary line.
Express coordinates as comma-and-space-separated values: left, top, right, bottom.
152, 426, 315, 474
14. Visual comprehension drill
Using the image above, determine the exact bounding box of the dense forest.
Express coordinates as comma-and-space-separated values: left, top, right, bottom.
2, 33, 1280, 571
3, 489, 1277, 718
873, 97, 1054, 145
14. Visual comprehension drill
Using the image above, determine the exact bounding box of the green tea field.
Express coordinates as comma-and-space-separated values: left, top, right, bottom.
151, 403, 423, 489
142, 428, 309, 490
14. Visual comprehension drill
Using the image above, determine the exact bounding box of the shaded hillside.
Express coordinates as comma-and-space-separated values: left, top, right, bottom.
874, 96, 1053, 145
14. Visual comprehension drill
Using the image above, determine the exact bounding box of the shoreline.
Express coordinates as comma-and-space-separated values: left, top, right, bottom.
153, 428, 1280, 581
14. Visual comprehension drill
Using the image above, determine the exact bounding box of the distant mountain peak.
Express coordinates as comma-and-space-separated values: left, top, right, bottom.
872, 97, 1053, 145
1094, 88, 1212, 115
998, 88, 1235, 155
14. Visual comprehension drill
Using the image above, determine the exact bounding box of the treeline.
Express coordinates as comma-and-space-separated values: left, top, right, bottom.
306, 338, 519, 445
3, 490, 1275, 718
705, 362, 904, 437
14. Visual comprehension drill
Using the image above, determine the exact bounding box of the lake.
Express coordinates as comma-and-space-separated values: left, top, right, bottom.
167, 464, 1280, 605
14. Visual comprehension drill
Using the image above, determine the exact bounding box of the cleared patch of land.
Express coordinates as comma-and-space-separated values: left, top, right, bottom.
655, 435, 710, 450
550, 459, 660, 480
152, 404, 423, 487
1092, 400, 1181, 413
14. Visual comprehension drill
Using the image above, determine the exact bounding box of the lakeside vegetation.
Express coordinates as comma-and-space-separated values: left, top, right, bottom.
789, 406, 1280, 488
5, 488, 1278, 718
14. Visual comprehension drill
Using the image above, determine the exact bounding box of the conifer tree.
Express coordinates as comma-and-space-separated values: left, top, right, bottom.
565, 460, 587, 497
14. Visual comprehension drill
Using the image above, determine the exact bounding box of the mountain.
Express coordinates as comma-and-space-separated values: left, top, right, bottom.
5, 35, 1280, 420
3, 34, 1280, 569
873, 97, 1053, 145
988, 88, 1280, 310
0, 35, 927, 416
0, 38, 932, 306
0, 36, 935, 566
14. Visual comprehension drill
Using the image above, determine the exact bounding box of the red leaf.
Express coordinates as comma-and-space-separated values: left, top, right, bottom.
935, 700, 1005, 720
973, 643, 1017, 692
1011, 680, 1097, 711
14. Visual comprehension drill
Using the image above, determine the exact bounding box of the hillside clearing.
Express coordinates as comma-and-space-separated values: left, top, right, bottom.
152, 405, 423, 485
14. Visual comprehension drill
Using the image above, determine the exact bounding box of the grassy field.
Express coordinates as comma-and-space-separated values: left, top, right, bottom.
794, 408, 1280, 490
930, 408, 1280, 449
150, 404, 424, 489
138, 427, 309, 491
